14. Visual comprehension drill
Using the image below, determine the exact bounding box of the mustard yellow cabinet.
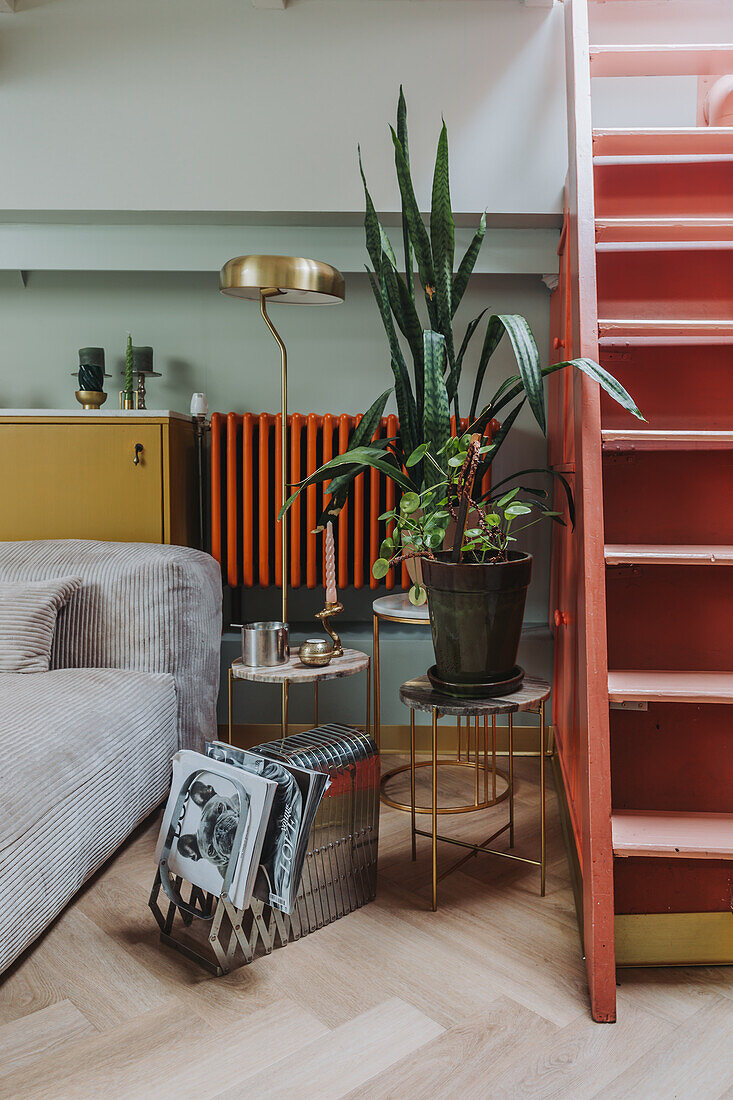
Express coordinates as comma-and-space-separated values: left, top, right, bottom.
0, 412, 198, 547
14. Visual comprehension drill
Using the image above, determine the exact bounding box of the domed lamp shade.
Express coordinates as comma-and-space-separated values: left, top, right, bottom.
219, 254, 345, 736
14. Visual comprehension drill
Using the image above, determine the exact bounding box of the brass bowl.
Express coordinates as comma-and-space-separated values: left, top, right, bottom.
298, 638, 334, 667
75, 389, 108, 411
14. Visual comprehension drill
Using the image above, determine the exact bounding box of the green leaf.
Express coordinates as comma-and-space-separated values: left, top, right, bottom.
279, 446, 415, 518
400, 491, 421, 514
382, 260, 424, 415
379, 538, 393, 558
409, 584, 427, 606
366, 268, 418, 455
447, 308, 487, 403
390, 126, 438, 327
358, 145, 382, 276
314, 387, 392, 525
484, 466, 576, 530
505, 502, 532, 517
497, 487, 521, 507
372, 558, 391, 580
430, 120, 455, 364
469, 314, 505, 420
422, 331, 451, 484
495, 314, 545, 434
447, 455, 464, 467
569, 357, 644, 421
396, 86, 414, 303
406, 442, 429, 467
452, 212, 486, 317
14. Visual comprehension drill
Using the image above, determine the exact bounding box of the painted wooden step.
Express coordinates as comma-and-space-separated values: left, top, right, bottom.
597, 218, 733, 245
612, 810, 733, 859
599, 319, 733, 347
590, 45, 733, 78
608, 669, 733, 705
602, 429, 733, 451
605, 544, 733, 566
593, 128, 733, 158
597, 239, 733, 253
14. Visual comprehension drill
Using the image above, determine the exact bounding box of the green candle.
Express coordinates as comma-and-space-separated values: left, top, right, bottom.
125, 334, 134, 396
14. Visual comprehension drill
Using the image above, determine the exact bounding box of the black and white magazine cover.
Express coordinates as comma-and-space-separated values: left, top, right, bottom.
155, 750, 277, 910
206, 741, 329, 914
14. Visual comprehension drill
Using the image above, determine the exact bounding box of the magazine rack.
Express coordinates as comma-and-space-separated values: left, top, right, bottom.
149, 723, 380, 975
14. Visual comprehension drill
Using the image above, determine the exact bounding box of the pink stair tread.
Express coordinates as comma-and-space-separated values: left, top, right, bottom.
598, 320, 733, 347
608, 670, 733, 705
597, 218, 733, 245
605, 544, 733, 566
612, 811, 733, 860
602, 429, 733, 451
593, 128, 733, 157
590, 44, 733, 78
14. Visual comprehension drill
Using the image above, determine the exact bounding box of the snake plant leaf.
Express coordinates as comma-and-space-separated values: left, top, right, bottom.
366, 268, 418, 455
452, 212, 486, 317
447, 308, 488, 403
488, 357, 644, 424
390, 126, 438, 329
396, 85, 415, 303
383, 261, 424, 413
494, 314, 546, 435
430, 120, 455, 366
279, 445, 415, 521
422, 331, 451, 484
468, 313, 506, 420
359, 145, 383, 276
379, 225, 398, 270
567, 357, 645, 421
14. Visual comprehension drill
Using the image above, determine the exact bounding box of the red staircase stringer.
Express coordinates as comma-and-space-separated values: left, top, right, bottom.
558, 0, 617, 1024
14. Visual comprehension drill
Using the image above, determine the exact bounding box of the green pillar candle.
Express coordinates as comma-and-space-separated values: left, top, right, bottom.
132, 346, 154, 373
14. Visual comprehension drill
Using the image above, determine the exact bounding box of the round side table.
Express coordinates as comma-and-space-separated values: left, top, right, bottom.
227, 648, 371, 743
390, 674, 551, 911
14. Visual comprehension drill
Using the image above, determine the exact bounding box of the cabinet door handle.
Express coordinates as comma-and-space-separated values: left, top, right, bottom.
133, 443, 144, 466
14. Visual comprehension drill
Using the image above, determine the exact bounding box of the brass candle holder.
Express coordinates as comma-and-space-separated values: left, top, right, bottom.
315, 600, 344, 658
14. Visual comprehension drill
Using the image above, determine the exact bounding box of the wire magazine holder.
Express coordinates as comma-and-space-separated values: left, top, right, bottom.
149, 724, 380, 975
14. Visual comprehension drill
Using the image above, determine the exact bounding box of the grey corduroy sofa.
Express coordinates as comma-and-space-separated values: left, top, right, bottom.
0, 540, 222, 974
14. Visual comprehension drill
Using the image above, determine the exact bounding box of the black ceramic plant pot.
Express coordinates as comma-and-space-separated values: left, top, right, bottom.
421, 551, 532, 697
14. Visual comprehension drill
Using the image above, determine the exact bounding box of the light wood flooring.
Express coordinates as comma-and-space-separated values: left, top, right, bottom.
1, 755, 733, 1099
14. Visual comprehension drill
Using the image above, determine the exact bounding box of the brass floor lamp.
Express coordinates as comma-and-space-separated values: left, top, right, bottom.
219, 255, 345, 735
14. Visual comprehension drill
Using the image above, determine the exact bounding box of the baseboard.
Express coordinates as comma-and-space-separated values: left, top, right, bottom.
219, 722, 554, 756
551, 753, 584, 950
615, 911, 733, 967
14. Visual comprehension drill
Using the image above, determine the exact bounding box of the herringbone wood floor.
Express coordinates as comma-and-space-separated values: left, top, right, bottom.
2, 755, 733, 1099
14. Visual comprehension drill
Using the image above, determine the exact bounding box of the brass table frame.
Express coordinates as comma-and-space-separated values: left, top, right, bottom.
227, 650, 371, 744
392, 677, 550, 911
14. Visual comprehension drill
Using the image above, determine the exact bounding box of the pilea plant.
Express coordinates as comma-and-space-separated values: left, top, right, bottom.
373, 432, 562, 603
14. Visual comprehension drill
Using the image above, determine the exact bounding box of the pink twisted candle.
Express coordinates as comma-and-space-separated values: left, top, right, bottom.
324, 521, 337, 605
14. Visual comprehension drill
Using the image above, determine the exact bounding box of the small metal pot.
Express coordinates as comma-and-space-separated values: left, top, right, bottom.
234, 621, 289, 666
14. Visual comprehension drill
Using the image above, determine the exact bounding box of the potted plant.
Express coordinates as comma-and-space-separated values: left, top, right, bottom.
281, 90, 642, 691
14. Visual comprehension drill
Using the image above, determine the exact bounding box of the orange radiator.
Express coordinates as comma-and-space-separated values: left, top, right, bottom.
210, 412, 495, 591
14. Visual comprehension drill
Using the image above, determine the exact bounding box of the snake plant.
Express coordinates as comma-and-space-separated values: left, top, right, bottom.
281, 89, 642, 527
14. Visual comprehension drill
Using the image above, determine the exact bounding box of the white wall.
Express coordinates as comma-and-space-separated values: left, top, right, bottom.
1, 0, 567, 215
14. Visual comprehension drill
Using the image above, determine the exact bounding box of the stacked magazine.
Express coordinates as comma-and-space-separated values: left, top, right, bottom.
205, 741, 329, 914
154, 744, 328, 915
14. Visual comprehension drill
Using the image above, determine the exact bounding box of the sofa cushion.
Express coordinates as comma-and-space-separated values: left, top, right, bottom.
0, 666, 177, 974
0, 577, 82, 673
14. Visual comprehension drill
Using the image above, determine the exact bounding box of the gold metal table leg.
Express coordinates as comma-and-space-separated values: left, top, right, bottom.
228, 667, 233, 745
281, 681, 289, 741
492, 715, 496, 801
540, 700, 546, 897
509, 711, 515, 848
314, 680, 319, 727
373, 613, 381, 750
410, 710, 416, 862
474, 716, 479, 806
432, 706, 438, 912
366, 657, 371, 736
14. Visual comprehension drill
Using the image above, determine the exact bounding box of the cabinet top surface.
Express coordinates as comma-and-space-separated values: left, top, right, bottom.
0, 409, 193, 422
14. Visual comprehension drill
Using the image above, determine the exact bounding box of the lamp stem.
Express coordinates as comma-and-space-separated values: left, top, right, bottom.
260, 290, 289, 739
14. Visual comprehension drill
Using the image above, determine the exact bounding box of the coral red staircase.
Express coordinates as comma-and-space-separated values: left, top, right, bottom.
550, 0, 733, 1022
